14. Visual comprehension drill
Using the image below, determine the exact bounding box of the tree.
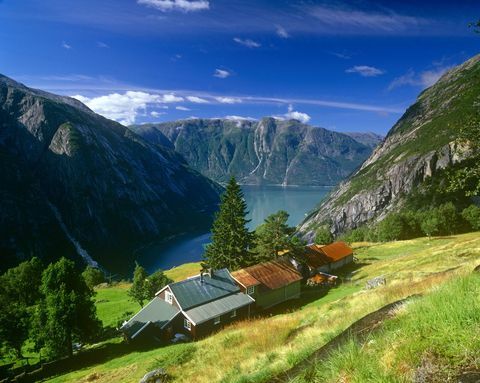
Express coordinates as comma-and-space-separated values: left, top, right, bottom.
314, 227, 334, 245
462, 205, 480, 230
144, 270, 173, 301
32, 258, 101, 359
436, 202, 461, 235
203, 177, 254, 270
129, 262, 148, 307
82, 266, 105, 289
420, 214, 440, 238
254, 211, 295, 261
0, 257, 43, 359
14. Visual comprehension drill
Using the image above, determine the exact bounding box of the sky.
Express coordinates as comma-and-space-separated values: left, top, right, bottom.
1, 0, 479, 134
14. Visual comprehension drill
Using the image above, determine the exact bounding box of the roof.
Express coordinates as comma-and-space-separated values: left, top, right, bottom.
168, 268, 239, 310
233, 259, 302, 290
318, 242, 353, 262
184, 292, 254, 325
230, 269, 261, 288
304, 242, 353, 268
121, 297, 179, 338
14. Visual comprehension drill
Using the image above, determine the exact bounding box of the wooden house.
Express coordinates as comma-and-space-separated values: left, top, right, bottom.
303, 241, 354, 275
121, 268, 254, 341
231, 258, 302, 310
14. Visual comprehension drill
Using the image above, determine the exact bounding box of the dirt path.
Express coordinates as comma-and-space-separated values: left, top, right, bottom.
268, 295, 418, 383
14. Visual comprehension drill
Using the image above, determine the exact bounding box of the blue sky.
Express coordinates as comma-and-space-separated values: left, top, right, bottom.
1, 0, 479, 134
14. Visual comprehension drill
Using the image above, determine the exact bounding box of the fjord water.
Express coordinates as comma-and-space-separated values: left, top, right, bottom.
138, 185, 332, 273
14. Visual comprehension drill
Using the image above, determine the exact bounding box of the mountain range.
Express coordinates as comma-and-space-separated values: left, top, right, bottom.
131, 119, 382, 186
0, 75, 221, 274
299, 54, 480, 239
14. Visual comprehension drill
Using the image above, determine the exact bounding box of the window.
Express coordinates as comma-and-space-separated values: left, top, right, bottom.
230, 310, 237, 318
165, 291, 173, 304
214, 316, 221, 325
184, 318, 191, 331
246, 285, 255, 295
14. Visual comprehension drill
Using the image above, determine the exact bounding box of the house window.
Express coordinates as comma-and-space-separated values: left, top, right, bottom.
214, 316, 221, 325
230, 310, 237, 318
184, 318, 191, 331
246, 285, 255, 295
165, 291, 173, 304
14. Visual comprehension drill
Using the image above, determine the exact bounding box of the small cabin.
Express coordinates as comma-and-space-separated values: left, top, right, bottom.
231, 258, 302, 310
303, 241, 354, 275
121, 268, 254, 342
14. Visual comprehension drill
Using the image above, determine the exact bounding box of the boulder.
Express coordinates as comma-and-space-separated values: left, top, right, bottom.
139, 368, 169, 383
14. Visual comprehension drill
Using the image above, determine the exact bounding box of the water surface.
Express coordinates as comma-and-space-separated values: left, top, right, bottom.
139, 185, 331, 273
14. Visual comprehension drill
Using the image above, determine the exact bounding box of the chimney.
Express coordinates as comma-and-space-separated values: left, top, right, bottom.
200, 272, 204, 283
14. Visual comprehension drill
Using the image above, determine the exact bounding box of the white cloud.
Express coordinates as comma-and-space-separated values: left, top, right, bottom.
233, 37, 261, 48
72, 91, 183, 125
97, 41, 109, 48
310, 5, 427, 34
137, 0, 209, 12
224, 115, 257, 121
215, 97, 242, 104
388, 66, 452, 90
187, 96, 209, 103
284, 104, 311, 123
176, 106, 190, 111
276, 25, 289, 38
151, 111, 166, 117
161, 93, 184, 102
213, 69, 231, 78
346, 65, 385, 77
61, 41, 72, 49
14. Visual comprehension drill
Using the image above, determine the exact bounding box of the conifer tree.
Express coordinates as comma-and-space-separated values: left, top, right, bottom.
203, 177, 254, 270
128, 262, 148, 307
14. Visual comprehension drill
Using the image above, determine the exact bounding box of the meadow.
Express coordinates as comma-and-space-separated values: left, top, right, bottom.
46, 232, 480, 383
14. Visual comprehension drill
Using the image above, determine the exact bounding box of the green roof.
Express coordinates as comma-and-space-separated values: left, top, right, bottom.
184, 292, 254, 325
121, 297, 179, 339
169, 268, 239, 310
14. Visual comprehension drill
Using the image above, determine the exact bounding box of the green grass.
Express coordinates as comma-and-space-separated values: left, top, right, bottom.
44, 232, 480, 383
291, 273, 480, 383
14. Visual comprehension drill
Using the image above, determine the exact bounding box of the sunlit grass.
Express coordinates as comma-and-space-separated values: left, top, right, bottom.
46, 232, 480, 383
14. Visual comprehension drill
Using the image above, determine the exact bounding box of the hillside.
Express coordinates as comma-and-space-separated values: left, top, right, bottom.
130, 118, 379, 186
42, 232, 480, 383
0, 75, 221, 274
299, 54, 480, 238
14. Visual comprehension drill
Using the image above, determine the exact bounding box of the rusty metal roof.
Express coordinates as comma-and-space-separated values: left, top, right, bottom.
319, 242, 353, 262
233, 259, 302, 290
230, 269, 261, 288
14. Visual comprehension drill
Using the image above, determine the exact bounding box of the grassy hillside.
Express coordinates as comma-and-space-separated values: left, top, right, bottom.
47, 232, 480, 383
290, 274, 480, 382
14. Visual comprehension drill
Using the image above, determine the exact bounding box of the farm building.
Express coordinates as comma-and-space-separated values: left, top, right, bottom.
303, 241, 354, 275
121, 268, 254, 341
231, 258, 302, 310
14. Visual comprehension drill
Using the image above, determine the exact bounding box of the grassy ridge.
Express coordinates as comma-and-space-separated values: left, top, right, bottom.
47, 232, 480, 383
291, 273, 480, 382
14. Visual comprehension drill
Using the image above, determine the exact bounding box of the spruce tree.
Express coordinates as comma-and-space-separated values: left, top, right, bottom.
203, 177, 254, 270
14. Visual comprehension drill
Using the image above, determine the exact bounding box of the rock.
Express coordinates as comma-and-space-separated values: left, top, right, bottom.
139, 368, 169, 383
365, 276, 386, 290
474, 264, 480, 273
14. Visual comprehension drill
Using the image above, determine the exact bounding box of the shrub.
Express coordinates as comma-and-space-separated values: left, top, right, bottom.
314, 227, 334, 245
462, 205, 480, 230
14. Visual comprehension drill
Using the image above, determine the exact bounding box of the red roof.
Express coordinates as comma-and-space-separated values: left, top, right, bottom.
232, 259, 302, 290
303, 242, 353, 268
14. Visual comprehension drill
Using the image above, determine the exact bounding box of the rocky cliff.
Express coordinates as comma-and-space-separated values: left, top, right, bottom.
299, 54, 480, 239
131, 118, 380, 186
0, 75, 221, 274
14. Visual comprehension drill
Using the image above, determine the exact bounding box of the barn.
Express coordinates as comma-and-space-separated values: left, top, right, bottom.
231, 258, 302, 310
303, 241, 354, 275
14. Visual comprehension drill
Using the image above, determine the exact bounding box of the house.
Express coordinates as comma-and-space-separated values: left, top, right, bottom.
121, 268, 254, 341
231, 258, 302, 310
303, 241, 354, 275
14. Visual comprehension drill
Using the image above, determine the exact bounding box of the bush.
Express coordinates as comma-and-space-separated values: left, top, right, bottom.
314, 227, 333, 245
376, 213, 408, 242
462, 205, 480, 230
82, 266, 105, 289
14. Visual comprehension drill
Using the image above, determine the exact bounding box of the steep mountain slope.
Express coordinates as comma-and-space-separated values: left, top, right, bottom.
299, 54, 480, 238
131, 118, 376, 186
0, 75, 221, 274
344, 132, 384, 149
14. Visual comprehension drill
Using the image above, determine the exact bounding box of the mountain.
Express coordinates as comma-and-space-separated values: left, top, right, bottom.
299, 54, 480, 239
0, 75, 221, 274
131, 118, 376, 186
344, 132, 383, 149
